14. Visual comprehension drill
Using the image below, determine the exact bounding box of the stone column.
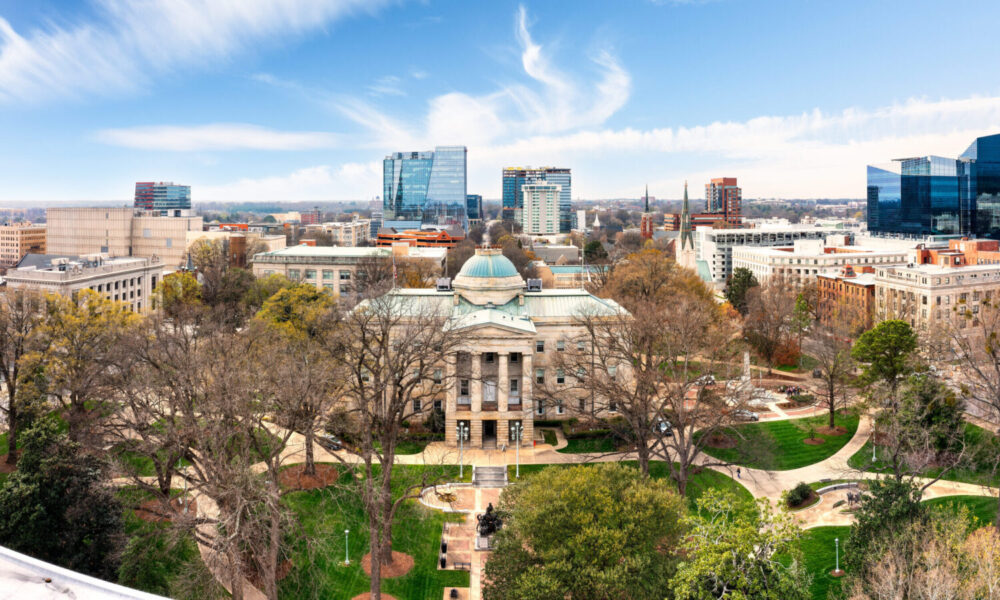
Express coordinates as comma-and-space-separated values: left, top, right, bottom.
445, 352, 457, 445
470, 352, 483, 447
522, 352, 534, 448
497, 352, 509, 412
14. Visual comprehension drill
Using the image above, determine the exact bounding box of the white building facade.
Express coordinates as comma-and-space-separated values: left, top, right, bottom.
520, 183, 561, 235
6, 254, 162, 312
731, 238, 908, 286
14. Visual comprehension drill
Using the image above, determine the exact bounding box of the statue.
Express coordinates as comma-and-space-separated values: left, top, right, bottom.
476, 502, 502, 537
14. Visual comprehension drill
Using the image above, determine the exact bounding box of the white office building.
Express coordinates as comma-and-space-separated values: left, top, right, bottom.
520, 183, 561, 235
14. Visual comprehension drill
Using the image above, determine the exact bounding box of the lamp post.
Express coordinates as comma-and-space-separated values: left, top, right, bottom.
872, 426, 877, 463
510, 422, 523, 478
344, 529, 350, 565
181, 475, 188, 515
457, 423, 469, 480
835, 537, 840, 572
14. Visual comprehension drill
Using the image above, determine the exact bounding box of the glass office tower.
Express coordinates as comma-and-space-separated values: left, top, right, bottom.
134, 182, 191, 215
865, 136, 1000, 238
383, 146, 467, 229
466, 194, 483, 221
501, 167, 572, 233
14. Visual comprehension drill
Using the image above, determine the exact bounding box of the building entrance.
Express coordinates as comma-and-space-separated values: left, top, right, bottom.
482, 420, 497, 449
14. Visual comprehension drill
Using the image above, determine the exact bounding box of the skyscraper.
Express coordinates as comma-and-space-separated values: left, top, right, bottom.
466, 194, 483, 221
867, 133, 1000, 238
501, 167, 572, 233
383, 146, 467, 229
705, 177, 741, 222
134, 182, 191, 215
520, 183, 561, 235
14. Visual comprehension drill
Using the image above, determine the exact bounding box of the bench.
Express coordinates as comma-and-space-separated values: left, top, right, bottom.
453, 561, 471, 571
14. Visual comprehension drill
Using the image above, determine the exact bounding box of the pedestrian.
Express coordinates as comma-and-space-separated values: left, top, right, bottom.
736, 467, 741, 479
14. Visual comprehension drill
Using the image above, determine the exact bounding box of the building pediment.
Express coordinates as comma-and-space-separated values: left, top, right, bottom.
449, 309, 536, 336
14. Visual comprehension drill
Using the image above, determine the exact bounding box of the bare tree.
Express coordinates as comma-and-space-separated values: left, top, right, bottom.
321, 292, 460, 599
743, 276, 797, 372
0, 289, 42, 463
811, 301, 862, 429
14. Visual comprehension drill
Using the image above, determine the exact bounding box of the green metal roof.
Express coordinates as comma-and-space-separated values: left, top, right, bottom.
457, 253, 519, 278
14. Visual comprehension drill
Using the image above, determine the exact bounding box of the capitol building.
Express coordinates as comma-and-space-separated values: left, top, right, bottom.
385, 247, 625, 448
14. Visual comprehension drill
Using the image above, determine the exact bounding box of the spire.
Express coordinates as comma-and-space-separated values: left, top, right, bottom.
644, 184, 649, 213
680, 180, 693, 251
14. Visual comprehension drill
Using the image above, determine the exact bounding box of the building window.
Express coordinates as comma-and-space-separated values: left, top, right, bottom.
413, 398, 421, 412
536, 401, 545, 416
460, 379, 470, 396
339, 270, 351, 280
535, 340, 544, 352
510, 352, 519, 363
485, 352, 495, 363
578, 398, 586, 411
305, 269, 317, 279
556, 340, 565, 351
433, 368, 442, 384
289, 269, 300, 279
535, 368, 545, 384
556, 369, 565, 384
510, 378, 519, 395
556, 400, 564, 415
323, 269, 334, 280
324, 284, 335, 291
577, 341, 585, 351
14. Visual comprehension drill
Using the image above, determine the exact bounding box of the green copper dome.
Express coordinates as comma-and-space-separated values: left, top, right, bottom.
457, 251, 519, 278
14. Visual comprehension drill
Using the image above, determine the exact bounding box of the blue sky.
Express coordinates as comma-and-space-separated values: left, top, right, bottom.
2, 0, 1000, 204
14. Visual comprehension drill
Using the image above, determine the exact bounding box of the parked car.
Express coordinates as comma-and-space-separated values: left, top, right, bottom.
654, 419, 673, 436
695, 374, 716, 386
812, 369, 823, 378
318, 433, 343, 451
731, 409, 760, 422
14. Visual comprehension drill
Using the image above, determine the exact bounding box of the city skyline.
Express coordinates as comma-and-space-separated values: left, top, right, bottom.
3, 1, 1000, 203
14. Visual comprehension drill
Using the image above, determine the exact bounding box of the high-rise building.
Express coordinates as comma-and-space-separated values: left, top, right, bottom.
134, 182, 191, 215
520, 183, 561, 235
383, 146, 467, 229
867, 133, 1000, 239
0, 222, 45, 268
501, 167, 572, 233
705, 177, 741, 221
466, 194, 483, 221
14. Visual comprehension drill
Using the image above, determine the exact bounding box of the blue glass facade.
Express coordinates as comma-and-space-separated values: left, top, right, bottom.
466, 194, 482, 220
501, 167, 572, 233
383, 146, 467, 229
867, 134, 1000, 238
134, 181, 191, 215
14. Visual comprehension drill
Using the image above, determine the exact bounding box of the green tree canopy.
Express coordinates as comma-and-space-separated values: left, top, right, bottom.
844, 478, 926, 577
0, 416, 124, 580
851, 319, 919, 394
583, 240, 608, 262
725, 267, 759, 315
154, 271, 202, 316
482, 463, 687, 600
672, 489, 810, 600
255, 284, 335, 339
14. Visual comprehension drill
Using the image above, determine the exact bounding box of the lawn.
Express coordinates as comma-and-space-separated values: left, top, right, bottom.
394, 438, 431, 455
924, 495, 998, 527
699, 412, 860, 470
776, 354, 820, 374
506, 461, 752, 510
280, 465, 469, 600
540, 429, 558, 446
559, 436, 617, 453
799, 526, 849, 600
848, 423, 1000, 486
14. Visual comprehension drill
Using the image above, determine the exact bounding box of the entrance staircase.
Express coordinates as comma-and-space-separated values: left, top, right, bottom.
473, 466, 508, 488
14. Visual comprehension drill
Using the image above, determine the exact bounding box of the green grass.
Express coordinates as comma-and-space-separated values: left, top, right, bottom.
541, 429, 557, 446
506, 461, 751, 510
115, 447, 191, 477
848, 423, 1000, 486
699, 412, 860, 470
559, 436, 617, 453
800, 526, 849, 600
394, 439, 431, 455
924, 495, 998, 527
280, 465, 469, 600
775, 354, 820, 373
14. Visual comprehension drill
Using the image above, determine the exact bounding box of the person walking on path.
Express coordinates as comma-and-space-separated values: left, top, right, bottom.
737, 467, 741, 479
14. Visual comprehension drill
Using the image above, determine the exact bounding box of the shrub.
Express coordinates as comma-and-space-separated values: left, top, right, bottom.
789, 394, 814, 405
786, 482, 813, 507
774, 339, 802, 367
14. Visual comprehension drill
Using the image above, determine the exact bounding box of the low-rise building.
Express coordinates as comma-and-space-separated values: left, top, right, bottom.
530, 244, 580, 265
251, 244, 447, 295
678, 226, 849, 287
46, 207, 202, 268
376, 248, 625, 448
6, 254, 162, 312
307, 220, 372, 246
0, 222, 45, 269
817, 266, 876, 330
533, 262, 606, 289
731, 238, 908, 287
376, 228, 464, 248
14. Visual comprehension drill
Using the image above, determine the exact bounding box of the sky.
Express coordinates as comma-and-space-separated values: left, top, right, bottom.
3, 0, 1000, 204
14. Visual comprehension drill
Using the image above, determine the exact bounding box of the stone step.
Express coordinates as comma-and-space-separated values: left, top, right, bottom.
473, 466, 508, 488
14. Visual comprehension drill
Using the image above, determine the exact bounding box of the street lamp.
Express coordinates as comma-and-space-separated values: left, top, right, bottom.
344, 529, 350, 565
872, 426, 877, 463
457, 423, 469, 480
510, 422, 523, 479
835, 537, 840, 572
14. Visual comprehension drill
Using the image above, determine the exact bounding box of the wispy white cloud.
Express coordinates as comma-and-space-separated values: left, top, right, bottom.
95, 123, 342, 151
409, 69, 428, 80
197, 161, 382, 202
368, 75, 406, 97
0, 0, 389, 103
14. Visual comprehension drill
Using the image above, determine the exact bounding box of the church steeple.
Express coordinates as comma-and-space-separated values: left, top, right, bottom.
644, 184, 649, 213
680, 180, 693, 251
